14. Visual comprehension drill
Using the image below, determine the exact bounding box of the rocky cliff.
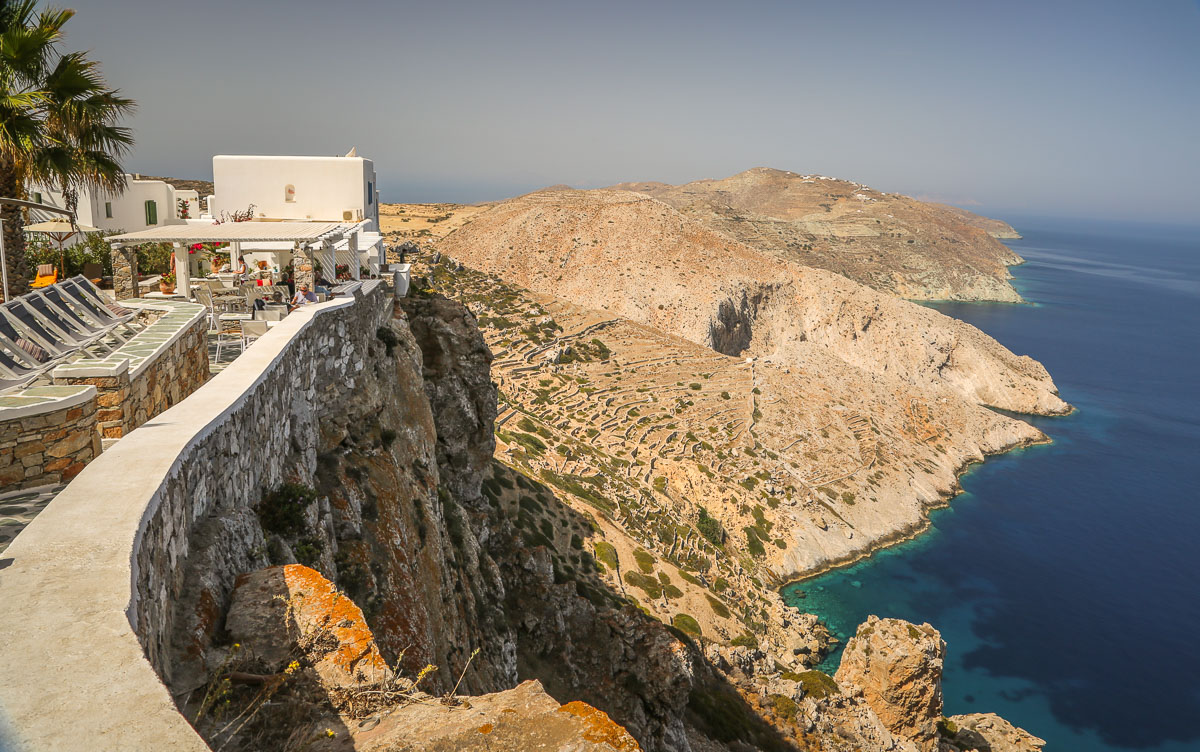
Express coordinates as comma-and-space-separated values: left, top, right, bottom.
159, 290, 1045, 751
609, 168, 1025, 302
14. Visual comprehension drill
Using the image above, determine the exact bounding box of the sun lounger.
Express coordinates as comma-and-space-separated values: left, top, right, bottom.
35, 288, 130, 345
19, 294, 116, 354
1, 301, 90, 360
0, 334, 55, 391
60, 277, 143, 334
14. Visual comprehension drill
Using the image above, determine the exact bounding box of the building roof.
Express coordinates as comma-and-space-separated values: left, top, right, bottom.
108, 221, 353, 245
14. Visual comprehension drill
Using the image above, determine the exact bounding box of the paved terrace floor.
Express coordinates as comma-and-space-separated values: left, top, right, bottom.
0, 484, 62, 554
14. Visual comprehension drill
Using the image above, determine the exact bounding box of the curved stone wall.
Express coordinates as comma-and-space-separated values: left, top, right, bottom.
0, 283, 390, 751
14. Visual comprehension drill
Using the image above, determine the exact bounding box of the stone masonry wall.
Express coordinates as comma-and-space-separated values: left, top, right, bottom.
0, 398, 101, 490
111, 247, 139, 300
132, 283, 390, 676
56, 315, 209, 438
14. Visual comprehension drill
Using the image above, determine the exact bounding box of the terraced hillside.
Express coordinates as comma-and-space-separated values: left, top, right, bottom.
415, 256, 1052, 659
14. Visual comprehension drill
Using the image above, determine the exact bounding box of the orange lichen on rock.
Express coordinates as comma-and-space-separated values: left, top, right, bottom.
558, 701, 642, 751
280, 564, 392, 682
477, 723, 494, 734
225, 564, 392, 689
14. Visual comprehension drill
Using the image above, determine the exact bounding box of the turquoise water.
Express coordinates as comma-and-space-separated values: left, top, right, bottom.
782, 217, 1200, 751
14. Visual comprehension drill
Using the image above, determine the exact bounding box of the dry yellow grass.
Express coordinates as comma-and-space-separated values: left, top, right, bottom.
379, 203, 489, 244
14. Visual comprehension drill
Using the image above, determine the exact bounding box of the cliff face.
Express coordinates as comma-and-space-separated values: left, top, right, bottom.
610, 168, 1025, 302
163, 291, 1043, 752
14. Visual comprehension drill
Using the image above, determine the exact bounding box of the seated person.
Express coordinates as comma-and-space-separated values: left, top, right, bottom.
314, 274, 333, 296
290, 284, 318, 310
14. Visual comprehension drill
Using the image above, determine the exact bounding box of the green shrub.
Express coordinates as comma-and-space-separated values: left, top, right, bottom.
570, 534, 583, 550
673, 613, 702, 636
744, 527, 766, 557
769, 694, 798, 722
937, 718, 960, 737
696, 507, 725, 546
678, 570, 700, 585
258, 483, 317, 538
663, 584, 683, 599
730, 633, 758, 649
788, 670, 839, 699
653, 476, 668, 493
713, 577, 729, 593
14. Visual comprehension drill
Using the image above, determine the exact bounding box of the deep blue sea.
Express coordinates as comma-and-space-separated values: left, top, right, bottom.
781, 217, 1200, 751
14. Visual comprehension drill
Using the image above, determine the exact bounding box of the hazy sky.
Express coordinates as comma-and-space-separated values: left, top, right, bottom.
64, 0, 1200, 223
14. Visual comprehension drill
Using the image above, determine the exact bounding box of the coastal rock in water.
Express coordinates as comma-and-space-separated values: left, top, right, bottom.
941, 713, 1046, 752
225, 564, 393, 689
835, 616, 946, 751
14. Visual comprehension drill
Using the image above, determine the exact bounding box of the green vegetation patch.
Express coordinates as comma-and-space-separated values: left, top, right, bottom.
787, 670, 840, 700
633, 548, 655, 574
673, 613, 702, 636
696, 507, 725, 546
706, 594, 731, 619
593, 541, 618, 570
730, 633, 759, 649
623, 571, 663, 599
258, 483, 317, 538
743, 526, 766, 557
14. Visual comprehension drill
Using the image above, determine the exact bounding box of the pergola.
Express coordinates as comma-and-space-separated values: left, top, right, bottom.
108, 222, 360, 299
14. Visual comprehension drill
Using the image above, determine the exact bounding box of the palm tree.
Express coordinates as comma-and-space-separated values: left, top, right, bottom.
0, 0, 133, 296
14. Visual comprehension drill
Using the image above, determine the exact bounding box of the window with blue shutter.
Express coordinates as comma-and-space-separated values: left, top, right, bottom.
145, 200, 158, 225
32, 192, 41, 204
367, 182, 373, 204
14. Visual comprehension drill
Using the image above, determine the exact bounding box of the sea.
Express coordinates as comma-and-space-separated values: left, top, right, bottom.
781, 217, 1200, 751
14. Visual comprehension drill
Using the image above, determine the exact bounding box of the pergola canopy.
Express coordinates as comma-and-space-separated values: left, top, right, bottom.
107, 221, 354, 246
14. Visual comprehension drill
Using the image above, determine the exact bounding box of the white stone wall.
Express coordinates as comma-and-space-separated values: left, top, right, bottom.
0, 283, 390, 751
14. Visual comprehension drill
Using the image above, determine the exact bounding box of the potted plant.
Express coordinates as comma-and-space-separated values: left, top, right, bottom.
159, 269, 176, 294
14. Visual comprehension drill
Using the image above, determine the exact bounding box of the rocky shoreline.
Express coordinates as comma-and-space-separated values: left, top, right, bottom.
775, 430, 1054, 589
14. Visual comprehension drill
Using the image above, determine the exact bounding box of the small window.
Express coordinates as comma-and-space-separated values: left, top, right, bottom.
284, 184, 296, 202
32, 192, 42, 204
144, 200, 158, 225
367, 181, 373, 204
105, 202, 113, 219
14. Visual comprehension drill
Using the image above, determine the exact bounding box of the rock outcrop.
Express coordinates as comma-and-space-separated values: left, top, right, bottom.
225, 564, 392, 689
351, 680, 643, 751
941, 713, 1046, 752
836, 617, 946, 751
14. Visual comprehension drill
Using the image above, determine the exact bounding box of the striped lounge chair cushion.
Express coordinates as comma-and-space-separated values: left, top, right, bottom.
14, 337, 49, 363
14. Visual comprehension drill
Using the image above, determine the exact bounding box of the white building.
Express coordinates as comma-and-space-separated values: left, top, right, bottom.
204, 152, 384, 276
28, 152, 385, 277
28, 175, 194, 236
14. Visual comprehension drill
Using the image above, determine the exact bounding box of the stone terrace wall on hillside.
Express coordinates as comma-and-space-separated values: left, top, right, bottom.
134, 283, 390, 674
0, 387, 101, 489
0, 283, 390, 752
